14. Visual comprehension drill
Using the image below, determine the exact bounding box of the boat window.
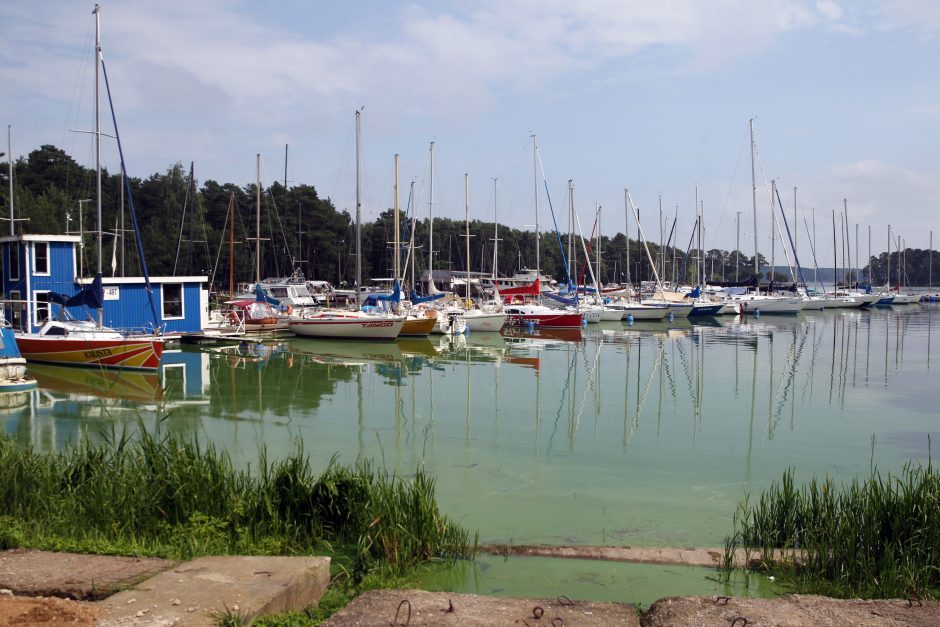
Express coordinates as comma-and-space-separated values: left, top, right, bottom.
33, 242, 50, 275
162, 283, 184, 319
8, 245, 19, 280
43, 324, 67, 336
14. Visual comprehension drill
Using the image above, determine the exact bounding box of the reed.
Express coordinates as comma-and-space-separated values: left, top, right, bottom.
722, 461, 940, 599
0, 429, 476, 575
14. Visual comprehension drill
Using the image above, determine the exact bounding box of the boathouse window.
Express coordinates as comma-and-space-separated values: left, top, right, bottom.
8, 290, 22, 329
8, 245, 19, 280
33, 242, 50, 275
162, 283, 183, 319
34, 291, 51, 325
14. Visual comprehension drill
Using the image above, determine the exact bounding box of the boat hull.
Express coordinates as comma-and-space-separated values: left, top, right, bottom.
504, 310, 584, 329
15, 335, 164, 370
463, 312, 506, 332
399, 315, 437, 337
288, 316, 404, 340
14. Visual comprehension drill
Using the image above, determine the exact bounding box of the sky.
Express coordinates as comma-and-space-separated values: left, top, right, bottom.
2, 0, 939, 262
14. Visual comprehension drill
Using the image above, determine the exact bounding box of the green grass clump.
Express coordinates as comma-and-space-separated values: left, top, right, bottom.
722, 461, 940, 599
0, 428, 476, 579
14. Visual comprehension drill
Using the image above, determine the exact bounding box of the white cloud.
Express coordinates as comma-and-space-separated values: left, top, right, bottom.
879, 0, 940, 36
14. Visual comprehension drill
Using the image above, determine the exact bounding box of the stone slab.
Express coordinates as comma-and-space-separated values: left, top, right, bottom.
480, 544, 799, 568
643, 594, 940, 627
0, 549, 175, 600
323, 588, 639, 626
97, 555, 330, 626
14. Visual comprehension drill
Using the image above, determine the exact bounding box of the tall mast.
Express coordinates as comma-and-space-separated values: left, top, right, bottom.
596, 204, 602, 288
568, 179, 577, 280
408, 180, 416, 291
7, 124, 16, 237
735, 211, 741, 282
428, 141, 434, 272
393, 154, 400, 287
532, 134, 539, 276
6, 125, 13, 236
228, 193, 235, 297
355, 109, 362, 311
255, 154, 261, 283
492, 177, 499, 282
770, 181, 776, 287
793, 187, 798, 261
658, 193, 663, 286
887, 224, 891, 288
749, 118, 758, 278
623, 189, 631, 288
94, 4, 102, 276
843, 199, 851, 287
567, 180, 574, 281
465, 173, 471, 304
831, 210, 837, 291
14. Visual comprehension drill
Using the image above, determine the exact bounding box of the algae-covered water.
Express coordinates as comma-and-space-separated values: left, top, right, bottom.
3, 304, 937, 603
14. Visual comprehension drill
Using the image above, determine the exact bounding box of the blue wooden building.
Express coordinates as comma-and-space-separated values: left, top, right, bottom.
1, 234, 208, 336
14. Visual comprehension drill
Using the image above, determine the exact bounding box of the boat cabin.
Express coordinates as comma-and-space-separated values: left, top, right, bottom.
1, 234, 209, 336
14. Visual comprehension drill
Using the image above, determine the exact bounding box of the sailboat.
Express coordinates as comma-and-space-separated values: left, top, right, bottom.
502, 136, 584, 329
288, 111, 405, 341
457, 174, 505, 332
15, 6, 164, 370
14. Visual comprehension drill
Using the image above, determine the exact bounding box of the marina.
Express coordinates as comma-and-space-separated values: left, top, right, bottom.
2, 302, 937, 604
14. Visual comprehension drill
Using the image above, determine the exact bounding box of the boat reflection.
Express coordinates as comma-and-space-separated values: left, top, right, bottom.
29, 363, 163, 403
501, 326, 584, 343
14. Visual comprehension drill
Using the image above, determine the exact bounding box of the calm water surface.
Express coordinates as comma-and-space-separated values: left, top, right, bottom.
3, 304, 937, 604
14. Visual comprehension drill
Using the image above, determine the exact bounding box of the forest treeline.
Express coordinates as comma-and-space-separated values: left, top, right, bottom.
2, 145, 937, 290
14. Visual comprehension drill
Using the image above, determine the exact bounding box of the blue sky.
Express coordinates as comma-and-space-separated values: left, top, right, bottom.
2, 0, 939, 261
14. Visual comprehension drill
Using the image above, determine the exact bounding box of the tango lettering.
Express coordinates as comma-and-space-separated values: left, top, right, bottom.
363, 321, 393, 328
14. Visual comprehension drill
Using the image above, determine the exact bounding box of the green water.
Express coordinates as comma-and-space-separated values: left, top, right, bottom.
3, 304, 937, 602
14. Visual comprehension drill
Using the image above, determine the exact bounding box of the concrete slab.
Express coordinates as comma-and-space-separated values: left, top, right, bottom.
323, 589, 640, 626
480, 544, 800, 569
0, 549, 175, 600
97, 555, 330, 626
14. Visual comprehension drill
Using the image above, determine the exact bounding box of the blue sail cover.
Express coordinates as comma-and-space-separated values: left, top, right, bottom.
544, 291, 578, 306
410, 290, 445, 304
60, 273, 105, 309
254, 283, 286, 309
376, 281, 402, 303
685, 286, 701, 298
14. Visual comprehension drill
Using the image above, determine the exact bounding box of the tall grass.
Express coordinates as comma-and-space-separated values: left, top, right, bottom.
0, 429, 476, 576
722, 461, 940, 599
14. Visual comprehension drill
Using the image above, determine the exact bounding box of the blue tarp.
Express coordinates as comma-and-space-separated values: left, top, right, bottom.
410, 290, 445, 304
52, 273, 105, 309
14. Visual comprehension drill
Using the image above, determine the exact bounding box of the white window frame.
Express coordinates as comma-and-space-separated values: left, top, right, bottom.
161, 283, 185, 320
33, 242, 50, 276
33, 290, 52, 326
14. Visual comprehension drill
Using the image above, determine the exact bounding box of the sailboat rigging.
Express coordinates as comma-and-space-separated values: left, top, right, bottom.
14, 3, 164, 369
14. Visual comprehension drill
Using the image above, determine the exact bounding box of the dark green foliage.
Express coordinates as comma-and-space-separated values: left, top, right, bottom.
722, 462, 940, 599
0, 429, 476, 574
0, 143, 790, 290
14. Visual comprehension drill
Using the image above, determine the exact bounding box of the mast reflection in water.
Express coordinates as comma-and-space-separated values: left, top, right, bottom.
2, 306, 938, 550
